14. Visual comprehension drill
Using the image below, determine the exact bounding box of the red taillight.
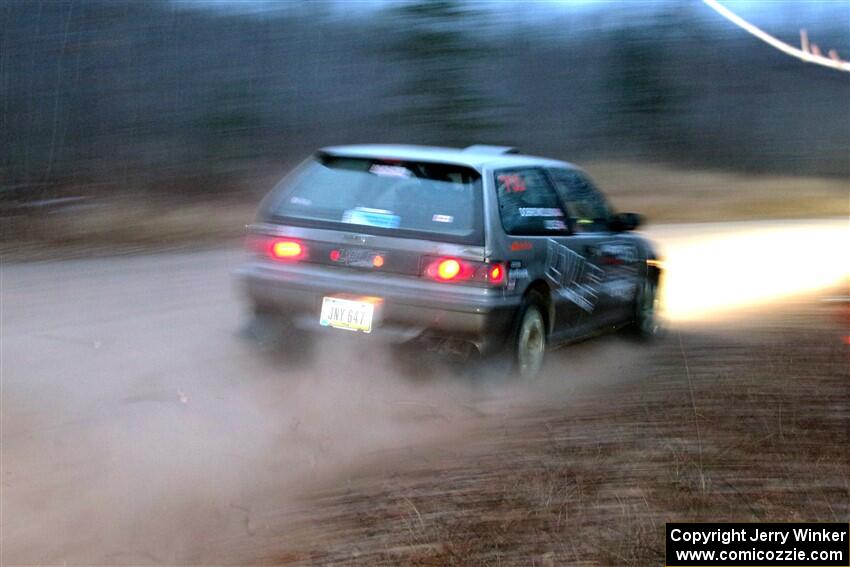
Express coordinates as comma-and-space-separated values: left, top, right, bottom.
436, 258, 461, 280
271, 240, 303, 259
488, 264, 505, 284
422, 257, 505, 286
425, 257, 473, 282
247, 236, 307, 261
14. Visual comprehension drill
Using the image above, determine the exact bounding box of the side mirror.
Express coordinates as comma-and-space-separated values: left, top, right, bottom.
609, 212, 642, 232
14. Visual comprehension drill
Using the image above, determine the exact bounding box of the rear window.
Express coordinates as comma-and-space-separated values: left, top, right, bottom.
263, 154, 483, 244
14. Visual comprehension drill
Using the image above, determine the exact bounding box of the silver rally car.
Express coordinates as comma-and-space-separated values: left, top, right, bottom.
237, 144, 662, 379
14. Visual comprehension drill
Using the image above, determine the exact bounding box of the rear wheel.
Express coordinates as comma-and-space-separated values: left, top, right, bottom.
631, 278, 662, 339
463, 294, 548, 383
513, 298, 547, 380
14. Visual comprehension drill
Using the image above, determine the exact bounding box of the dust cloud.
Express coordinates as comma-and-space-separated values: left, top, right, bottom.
2, 249, 646, 564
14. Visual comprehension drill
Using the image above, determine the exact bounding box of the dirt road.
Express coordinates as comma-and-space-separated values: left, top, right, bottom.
2, 219, 847, 564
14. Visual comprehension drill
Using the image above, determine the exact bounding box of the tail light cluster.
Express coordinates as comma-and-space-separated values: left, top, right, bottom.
247, 237, 505, 287
422, 256, 506, 286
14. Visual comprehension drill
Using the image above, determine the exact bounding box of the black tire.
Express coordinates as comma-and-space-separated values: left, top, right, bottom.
463, 292, 548, 383
629, 278, 662, 340
511, 293, 548, 380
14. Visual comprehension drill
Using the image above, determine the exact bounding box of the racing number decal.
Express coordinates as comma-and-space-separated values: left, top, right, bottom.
497, 174, 526, 193
544, 239, 602, 312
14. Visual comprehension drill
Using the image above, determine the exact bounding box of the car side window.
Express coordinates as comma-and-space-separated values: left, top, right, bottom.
546, 168, 611, 232
494, 168, 568, 235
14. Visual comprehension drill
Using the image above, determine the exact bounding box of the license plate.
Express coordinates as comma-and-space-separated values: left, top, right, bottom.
319, 296, 377, 333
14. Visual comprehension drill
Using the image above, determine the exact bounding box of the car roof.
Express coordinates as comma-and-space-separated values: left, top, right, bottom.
320, 144, 574, 171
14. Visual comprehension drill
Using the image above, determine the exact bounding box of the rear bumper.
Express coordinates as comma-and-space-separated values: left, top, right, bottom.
235, 261, 521, 353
